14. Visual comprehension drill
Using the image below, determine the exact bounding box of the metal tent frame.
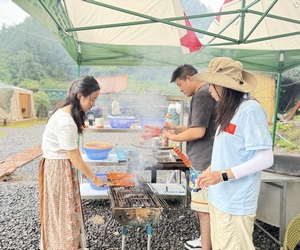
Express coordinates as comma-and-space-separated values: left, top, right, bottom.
12, 0, 300, 144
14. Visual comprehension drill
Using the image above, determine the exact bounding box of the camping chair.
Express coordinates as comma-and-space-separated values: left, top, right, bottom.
281, 213, 300, 250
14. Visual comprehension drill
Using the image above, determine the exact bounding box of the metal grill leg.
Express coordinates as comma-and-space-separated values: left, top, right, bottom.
122, 226, 127, 250
147, 226, 152, 250
99, 214, 114, 250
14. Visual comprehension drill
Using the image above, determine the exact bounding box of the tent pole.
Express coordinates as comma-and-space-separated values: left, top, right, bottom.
77, 64, 81, 78
271, 52, 284, 148
77, 42, 82, 179
77, 43, 81, 77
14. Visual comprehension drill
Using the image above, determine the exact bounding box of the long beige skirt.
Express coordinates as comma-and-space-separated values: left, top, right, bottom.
38, 158, 86, 250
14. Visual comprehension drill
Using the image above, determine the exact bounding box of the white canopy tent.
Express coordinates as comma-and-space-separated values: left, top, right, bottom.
12, 0, 300, 143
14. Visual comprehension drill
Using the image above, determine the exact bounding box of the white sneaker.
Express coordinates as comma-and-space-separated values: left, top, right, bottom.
184, 236, 202, 250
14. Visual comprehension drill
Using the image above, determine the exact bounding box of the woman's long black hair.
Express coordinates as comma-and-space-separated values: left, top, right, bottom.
215, 88, 252, 135
49, 76, 100, 134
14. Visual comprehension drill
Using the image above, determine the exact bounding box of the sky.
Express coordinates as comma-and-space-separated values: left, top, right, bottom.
0, 0, 224, 29
0, 0, 29, 28
201, 0, 224, 11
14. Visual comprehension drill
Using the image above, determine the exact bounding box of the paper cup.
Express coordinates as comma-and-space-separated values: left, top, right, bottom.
95, 118, 104, 126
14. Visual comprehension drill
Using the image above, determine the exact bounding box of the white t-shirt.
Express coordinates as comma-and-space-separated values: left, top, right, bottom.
42, 109, 78, 159
168, 102, 181, 114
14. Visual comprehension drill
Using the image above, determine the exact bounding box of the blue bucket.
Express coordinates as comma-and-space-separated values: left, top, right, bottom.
83, 142, 112, 160
115, 146, 141, 161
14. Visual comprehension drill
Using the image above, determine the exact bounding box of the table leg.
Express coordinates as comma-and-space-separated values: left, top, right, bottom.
121, 226, 126, 250
184, 171, 189, 207
147, 226, 152, 250
262, 182, 286, 246
279, 182, 287, 244
151, 170, 157, 183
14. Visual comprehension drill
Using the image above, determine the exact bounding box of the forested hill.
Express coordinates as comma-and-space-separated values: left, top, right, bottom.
0, 17, 77, 86
0, 17, 180, 93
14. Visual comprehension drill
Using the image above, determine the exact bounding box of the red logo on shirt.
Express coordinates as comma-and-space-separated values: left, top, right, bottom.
225, 123, 236, 135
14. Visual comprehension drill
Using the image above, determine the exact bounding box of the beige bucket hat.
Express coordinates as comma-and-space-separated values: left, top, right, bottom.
192, 57, 257, 93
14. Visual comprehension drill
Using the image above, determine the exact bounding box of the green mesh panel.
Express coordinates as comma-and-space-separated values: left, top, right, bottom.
0, 84, 14, 113
41, 89, 68, 100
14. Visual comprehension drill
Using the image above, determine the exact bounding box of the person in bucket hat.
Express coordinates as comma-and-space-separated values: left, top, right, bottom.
192, 57, 257, 93
194, 57, 274, 250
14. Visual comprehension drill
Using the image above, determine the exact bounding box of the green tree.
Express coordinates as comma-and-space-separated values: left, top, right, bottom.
0, 17, 78, 85
33, 91, 50, 119
19, 78, 39, 89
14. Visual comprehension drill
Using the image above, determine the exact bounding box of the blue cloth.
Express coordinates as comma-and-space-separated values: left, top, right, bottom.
170, 107, 180, 125
209, 100, 272, 215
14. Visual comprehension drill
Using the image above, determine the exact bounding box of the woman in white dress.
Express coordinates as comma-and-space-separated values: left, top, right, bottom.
39, 76, 105, 250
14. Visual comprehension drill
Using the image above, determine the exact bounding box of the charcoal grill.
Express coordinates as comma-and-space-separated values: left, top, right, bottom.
102, 175, 169, 250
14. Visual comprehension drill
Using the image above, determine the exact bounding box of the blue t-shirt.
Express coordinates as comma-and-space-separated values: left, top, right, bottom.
209, 99, 272, 215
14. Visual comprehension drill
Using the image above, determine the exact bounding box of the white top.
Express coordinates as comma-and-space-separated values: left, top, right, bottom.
168, 102, 181, 114
42, 109, 78, 159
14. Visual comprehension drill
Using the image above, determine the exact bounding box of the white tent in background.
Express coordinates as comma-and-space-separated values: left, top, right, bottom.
0, 84, 35, 122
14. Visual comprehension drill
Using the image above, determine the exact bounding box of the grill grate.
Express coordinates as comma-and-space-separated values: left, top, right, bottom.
109, 177, 168, 208
107, 175, 169, 226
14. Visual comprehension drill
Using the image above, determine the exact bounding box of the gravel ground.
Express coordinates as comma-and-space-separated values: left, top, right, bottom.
0, 123, 281, 250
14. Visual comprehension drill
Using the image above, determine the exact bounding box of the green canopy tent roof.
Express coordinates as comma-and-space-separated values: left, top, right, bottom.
12, 0, 206, 67
11, 0, 300, 68
12, 0, 300, 145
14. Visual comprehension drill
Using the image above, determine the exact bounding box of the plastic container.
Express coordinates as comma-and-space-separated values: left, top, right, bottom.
115, 146, 141, 160
83, 142, 112, 160
188, 170, 202, 192
139, 118, 165, 129
87, 173, 108, 190
108, 115, 135, 128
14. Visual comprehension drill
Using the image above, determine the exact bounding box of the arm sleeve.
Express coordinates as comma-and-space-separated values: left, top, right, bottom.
231, 149, 274, 179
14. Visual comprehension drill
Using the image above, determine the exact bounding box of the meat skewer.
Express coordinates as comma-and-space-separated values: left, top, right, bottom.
173, 147, 202, 192
173, 147, 200, 173
141, 125, 163, 140
144, 124, 162, 132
